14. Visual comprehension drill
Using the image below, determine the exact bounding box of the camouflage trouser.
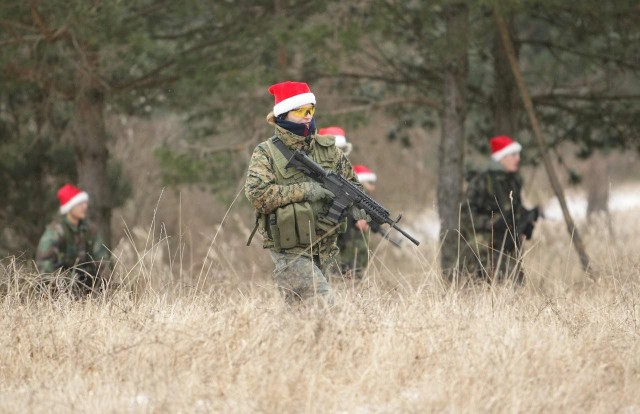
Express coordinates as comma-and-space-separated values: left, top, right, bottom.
270, 251, 336, 305
337, 232, 369, 277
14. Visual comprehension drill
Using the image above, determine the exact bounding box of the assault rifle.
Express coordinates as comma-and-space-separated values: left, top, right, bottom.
272, 137, 420, 246
370, 222, 403, 248
516, 207, 541, 240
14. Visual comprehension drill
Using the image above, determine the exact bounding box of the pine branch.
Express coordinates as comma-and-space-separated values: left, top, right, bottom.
519, 39, 640, 71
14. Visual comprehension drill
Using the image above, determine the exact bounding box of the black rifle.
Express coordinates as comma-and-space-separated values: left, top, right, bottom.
272, 137, 420, 246
516, 207, 541, 240
370, 222, 403, 248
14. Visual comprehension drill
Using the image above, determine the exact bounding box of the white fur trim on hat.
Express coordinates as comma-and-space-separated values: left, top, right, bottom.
273, 92, 316, 117
334, 135, 347, 147
491, 142, 522, 162
357, 172, 377, 183
59, 192, 89, 215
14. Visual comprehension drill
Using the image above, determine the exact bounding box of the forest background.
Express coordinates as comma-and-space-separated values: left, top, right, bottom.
1, 0, 639, 275
3, 2, 640, 412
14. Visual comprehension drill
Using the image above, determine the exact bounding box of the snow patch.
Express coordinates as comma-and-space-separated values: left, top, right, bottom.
413, 185, 640, 240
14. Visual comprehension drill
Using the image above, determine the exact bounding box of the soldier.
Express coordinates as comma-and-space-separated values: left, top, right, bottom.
318, 126, 353, 156
461, 136, 539, 284
245, 81, 366, 305
36, 184, 110, 294
337, 164, 377, 276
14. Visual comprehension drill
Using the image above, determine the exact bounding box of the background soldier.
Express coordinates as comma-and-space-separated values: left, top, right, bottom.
36, 184, 110, 294
338, 164, 377, 277
245, 81, 366, 305
461, 136, 539, 284
318, 126, 353, 156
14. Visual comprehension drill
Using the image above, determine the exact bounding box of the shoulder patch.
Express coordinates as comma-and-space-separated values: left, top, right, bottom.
315, 134, 336, 147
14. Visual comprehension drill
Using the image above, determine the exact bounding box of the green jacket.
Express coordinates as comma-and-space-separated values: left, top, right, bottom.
337, 188, 372, 273
36, 217, 110, 275
463, 161, 527, 251
245, 125, 361, 264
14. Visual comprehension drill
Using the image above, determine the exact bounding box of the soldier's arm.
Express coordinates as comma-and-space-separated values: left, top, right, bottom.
336, 150, 364, 191
244, 144, 310, 214
35, 225, 63, 274
92, 232, 111, 266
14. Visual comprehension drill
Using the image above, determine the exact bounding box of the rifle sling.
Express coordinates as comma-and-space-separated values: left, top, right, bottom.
246, 214, 260, 246
270, 136, 296, 166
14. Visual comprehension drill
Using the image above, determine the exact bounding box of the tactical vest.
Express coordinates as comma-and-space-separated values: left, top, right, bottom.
483, 170, 523, 216
59, 220, 95, 269
257, 134, 346, 250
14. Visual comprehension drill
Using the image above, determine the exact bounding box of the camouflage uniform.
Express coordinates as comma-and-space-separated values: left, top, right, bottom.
36, 217, 110, 293
337, 211, 371, 277
460, 161, 529, 283
245, 125, 362, 304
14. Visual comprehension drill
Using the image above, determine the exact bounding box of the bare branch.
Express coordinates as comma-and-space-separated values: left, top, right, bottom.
533, 93, 640, 102
323, 96, 441, 115
520, 39, 640, 71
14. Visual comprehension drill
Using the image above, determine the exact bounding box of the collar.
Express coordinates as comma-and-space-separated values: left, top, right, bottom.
274, 125, 313, 152
487, 160, 506, 172
63, 216, 85, 232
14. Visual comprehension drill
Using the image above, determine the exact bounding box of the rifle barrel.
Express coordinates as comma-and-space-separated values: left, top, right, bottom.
375, 227, 402, 248
391, 224, 420, 246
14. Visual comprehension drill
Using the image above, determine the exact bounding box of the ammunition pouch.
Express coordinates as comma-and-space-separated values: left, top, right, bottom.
269, 202, 318, 250
316, 215, 348, 235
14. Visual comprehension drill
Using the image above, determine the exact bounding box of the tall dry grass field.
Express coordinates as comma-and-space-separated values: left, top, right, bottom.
2, 210, 640, 413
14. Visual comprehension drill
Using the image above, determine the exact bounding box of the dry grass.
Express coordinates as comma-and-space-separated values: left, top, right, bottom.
2, 211, 640, 413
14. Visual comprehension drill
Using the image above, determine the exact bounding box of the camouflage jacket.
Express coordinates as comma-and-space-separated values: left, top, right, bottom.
462, 162, 527, 250
245, 125, 362, 263
36, 217, 110, 274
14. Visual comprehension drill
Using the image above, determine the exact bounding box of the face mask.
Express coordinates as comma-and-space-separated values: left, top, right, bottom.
276, 117, 316, 137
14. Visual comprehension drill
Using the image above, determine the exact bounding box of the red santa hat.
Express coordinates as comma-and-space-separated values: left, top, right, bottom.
490, 135, 522, 161
268, 81, 316, 117
318, 125, 351, 149
57, 184, 89, 215
354, 165, 377, 183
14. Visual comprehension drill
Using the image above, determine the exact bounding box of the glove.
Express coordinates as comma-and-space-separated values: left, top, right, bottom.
520, 221, 535, 240
519, 207, 540, 240
529, 206, 540, 222
351, 206, 371, 222
302, 182, 334, 202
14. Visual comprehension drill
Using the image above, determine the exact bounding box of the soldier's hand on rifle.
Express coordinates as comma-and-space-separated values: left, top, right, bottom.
518, 207, 540, 240
529, 206, 541, 222
302, 182, 335, 202
352, 206, 372, 223
355, 220, 370, 232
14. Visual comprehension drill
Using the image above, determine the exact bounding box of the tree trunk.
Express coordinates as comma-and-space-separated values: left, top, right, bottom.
494, 9, 591, 273
274, 0, 289, 78
493, 17, 520, 136
438, 2, 469, 278
67, 70, 112, 246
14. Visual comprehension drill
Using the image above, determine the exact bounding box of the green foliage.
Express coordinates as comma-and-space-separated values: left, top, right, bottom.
308, 0, 640, 160
154, 147, 207, 186
2, 0, 639, 254
107, 161, 133, 209
0, 102, 76, 252
154, 146, 236, 194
